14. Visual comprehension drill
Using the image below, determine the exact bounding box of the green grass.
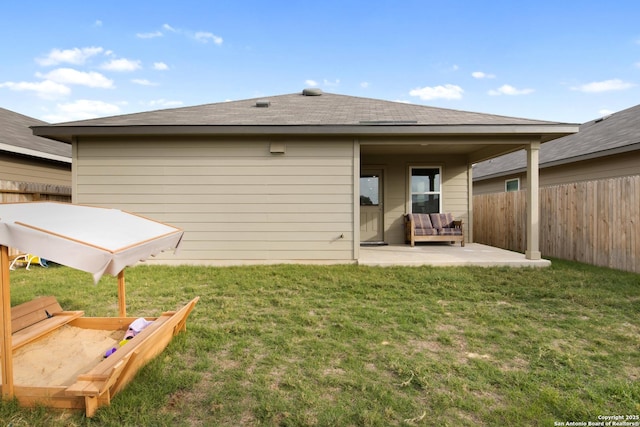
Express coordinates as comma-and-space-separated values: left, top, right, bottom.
1, 259, 639, 426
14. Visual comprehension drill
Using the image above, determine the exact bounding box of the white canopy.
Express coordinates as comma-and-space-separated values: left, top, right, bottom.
0, 202, 183, 282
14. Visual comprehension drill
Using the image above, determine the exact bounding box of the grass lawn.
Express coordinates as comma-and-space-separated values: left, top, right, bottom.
0, 259, 639, 426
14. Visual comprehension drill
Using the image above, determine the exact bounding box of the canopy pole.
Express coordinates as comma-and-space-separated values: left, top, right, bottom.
118, 271, 126, 317
0, 245, 14, 397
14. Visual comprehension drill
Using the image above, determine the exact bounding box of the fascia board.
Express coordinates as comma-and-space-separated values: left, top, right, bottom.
32, 124, 579, 141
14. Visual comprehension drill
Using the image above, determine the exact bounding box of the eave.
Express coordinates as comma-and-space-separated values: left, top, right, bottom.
32, 123, 579, 144
0, 142, 71, 164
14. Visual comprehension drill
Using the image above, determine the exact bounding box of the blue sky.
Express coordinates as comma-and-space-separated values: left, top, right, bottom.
1, 1, 639, 124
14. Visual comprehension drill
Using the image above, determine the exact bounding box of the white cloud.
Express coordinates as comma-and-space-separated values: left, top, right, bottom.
409, 84, 464, 100
472, 71, 496, 79
571, 79, 635, 93
194, 31, 223, 45
37, 68, 114, 88
163, 23, 178, 32
36, 47, 104, 66
360, 82, 370, 88
145, 99, 184, 108
488, 84, 534, 96
153, 62, 169, 70
153, 23, 223, 46
305, 79, 318, 87
43, 99, 121, 122
323, 79, 340, 87
598, 109, 614, 117
101, 58, 142, 72
94, 20, 103, 27
0, 79, 70, 99
137, 31, 163, 39
132, 78, 158, 86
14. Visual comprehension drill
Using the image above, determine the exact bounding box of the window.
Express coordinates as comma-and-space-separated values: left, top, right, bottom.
505, 178, 520, 192
410, 167, 441, 213
360, 174, 379, 206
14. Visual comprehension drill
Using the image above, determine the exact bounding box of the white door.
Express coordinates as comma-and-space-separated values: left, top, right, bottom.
360, 170, 384, 243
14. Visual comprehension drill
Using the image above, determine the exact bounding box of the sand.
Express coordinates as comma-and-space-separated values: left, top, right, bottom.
10, 325, 123, 387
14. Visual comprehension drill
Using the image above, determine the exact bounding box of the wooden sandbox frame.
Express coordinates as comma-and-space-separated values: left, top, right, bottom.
5, 294, 199, 417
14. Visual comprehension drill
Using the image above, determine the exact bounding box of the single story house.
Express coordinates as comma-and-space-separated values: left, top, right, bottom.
32, 90, 577, 265
473, 103, 640, 194
0, 107, 71, 199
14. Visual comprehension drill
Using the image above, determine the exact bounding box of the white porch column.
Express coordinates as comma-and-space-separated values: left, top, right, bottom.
526, 141, 541, 260
467, 162, 473, 243
353, 139, 360, 261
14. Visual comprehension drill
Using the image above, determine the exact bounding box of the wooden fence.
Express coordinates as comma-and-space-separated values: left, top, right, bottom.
473, 175, 640, 274
0, 180, 71, 204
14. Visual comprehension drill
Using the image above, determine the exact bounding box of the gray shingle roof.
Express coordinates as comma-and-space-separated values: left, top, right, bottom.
0, 107, 71, 160
473, 103, 640, 180
48, 91, 561, 126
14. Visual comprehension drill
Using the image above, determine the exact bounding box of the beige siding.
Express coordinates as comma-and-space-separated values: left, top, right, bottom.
539, 151, 640, 187
75, 137, 355, 263
0, 153, 71, 186
473, 151, 640, 195
473, 174, 525, 195
362, 153, 470, 244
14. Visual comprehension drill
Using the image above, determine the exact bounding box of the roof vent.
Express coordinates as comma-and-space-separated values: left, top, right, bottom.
359, 120, 418, 124
302, 88, 323, 96
256, 100, 271, 108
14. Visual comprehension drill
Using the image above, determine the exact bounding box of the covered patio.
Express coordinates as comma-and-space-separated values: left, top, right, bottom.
358, 243, 551, 267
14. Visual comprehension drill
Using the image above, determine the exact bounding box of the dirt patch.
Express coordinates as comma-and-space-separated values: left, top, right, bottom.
322, 367, 346, 376
215, 350, 241, 370
435, 324, 460, 332
408, 339, 444, 353
466, 352, 491, 360
500, 356, 530, 372
625, 365, 640, 381
364, 362, 377, 371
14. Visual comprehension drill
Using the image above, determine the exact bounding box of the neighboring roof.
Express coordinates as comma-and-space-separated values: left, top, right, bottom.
33, 90, 577, 143
0, 107, 71, 163
473, 103, 640, 180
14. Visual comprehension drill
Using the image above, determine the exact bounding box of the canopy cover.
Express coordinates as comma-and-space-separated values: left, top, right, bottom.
0, 202, 183, 281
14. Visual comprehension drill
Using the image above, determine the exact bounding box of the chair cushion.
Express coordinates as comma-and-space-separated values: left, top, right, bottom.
429, 213, 454, 229
415, 228, 439, 236
439, 228, 462, 236
407, 213, 433, 229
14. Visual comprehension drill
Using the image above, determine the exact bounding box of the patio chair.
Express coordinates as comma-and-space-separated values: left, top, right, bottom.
9, 254, 48, 270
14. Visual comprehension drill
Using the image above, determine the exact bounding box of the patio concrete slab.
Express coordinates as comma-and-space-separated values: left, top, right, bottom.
358, 243, 551, 268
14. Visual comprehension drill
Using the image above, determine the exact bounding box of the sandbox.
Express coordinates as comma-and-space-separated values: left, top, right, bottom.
0, 202, 196, 417
3, 296, 199, 417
